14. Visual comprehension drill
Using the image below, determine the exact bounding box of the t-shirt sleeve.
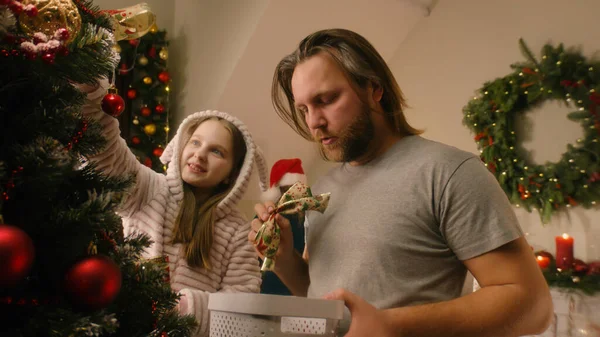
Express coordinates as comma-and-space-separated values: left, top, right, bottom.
439, 157, 523, 261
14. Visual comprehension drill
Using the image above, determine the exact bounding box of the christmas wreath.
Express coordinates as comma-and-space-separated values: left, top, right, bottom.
462, 39, 600, 223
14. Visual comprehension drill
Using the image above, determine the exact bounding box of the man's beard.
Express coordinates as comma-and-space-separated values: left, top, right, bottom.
318, 103, 374, 162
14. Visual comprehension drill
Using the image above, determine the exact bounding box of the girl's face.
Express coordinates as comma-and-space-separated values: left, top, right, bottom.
180, 119, 235, 192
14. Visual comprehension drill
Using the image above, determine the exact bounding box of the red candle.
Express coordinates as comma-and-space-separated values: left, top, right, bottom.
536, 255, 550, 269
555, 233, 574, 270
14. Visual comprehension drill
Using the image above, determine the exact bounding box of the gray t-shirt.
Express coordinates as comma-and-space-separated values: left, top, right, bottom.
305, 135, 523, 309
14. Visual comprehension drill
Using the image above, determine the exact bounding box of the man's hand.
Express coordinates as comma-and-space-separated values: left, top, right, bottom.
324, 289, 396, 337
247, 202, 295, 268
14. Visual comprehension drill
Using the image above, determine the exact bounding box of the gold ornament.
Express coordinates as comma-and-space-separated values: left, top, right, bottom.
159, 48, 168, 60
113, 44, 122, 53
133, 117, 139, 125
143, 76, 152, 85
144, 123, 157, 136
138, 56, 149, 66
19, 0, 82, 44
149, 23, 158, 34
102, 3, 156, 41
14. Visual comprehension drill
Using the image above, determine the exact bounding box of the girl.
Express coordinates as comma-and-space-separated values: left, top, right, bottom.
80, 79, 269, 336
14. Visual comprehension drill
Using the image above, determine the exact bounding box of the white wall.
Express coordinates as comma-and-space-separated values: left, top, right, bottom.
390, 0, 600, 260
215, 0, 427, 216
169, 0, 271, 129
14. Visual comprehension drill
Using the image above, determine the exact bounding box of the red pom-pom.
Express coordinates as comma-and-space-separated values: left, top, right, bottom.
126, 88, 137, 100
101, 89, 125, 117
0, 224, 35, 288
25, 5, 38, 17
152, 147, 164, 157
140, 106, 151, 117
9, 2, 23, 15
131, 136, 141, 145
56, 28, 70, 41
64, 255, 121, 311
155, 104, 165, 114
157, 71, 170, 83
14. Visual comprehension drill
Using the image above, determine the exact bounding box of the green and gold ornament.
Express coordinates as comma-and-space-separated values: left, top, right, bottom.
253, 182, 330, 271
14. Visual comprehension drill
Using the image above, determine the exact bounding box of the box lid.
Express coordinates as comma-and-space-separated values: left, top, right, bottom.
208, 293, 345, 320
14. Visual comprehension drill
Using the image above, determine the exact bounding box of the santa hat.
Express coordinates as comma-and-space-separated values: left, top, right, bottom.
261, 158, 307, 202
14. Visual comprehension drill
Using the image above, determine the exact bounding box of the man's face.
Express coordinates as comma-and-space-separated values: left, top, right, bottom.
291, 53, 374, 162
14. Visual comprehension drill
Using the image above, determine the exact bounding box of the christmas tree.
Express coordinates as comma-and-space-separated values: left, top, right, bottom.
0, 1, 195, 336
115, 25, 171, 173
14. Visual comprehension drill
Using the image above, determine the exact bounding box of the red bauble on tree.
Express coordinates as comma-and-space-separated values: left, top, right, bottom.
131, 136, 141, 145
0, 223, 35, 288
101, 87, 125, 117
63, 255, 122, 311
148, 46, 156, 58
128, 39, 139, 47
119, 63, 128, 75
157, 71, 170, 83
140, 106, 152, 117
152, 147, 164, 157
143, 157, 153, 167
155, 104, 165, 114
126, 88, 137, 100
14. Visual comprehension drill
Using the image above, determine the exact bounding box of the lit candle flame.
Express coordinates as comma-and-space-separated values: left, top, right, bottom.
562, 233, 569, 239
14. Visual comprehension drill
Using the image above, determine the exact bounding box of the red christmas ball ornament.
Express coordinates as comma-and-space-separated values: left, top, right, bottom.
140, 106, 152, 117
143, 157, 153, 167
157, 71, 170, 83
101, 87, 125, 117
0, 224, 35, 288
126, 88, 137, 100
155, 104, 165, 114
119, 63, 128, 75
572, 259, 589, 275
41, 53, 55, 64
587, 261, 600, 275
131, 136, 141, 145
63, 255, 122, 311
1, 49, 8, 57
128, 39, 139, 47
148, 46, 156, 58
152, 147, 164, 157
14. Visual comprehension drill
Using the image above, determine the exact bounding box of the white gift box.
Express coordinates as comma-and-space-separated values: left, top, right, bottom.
208, 293, 345, 337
